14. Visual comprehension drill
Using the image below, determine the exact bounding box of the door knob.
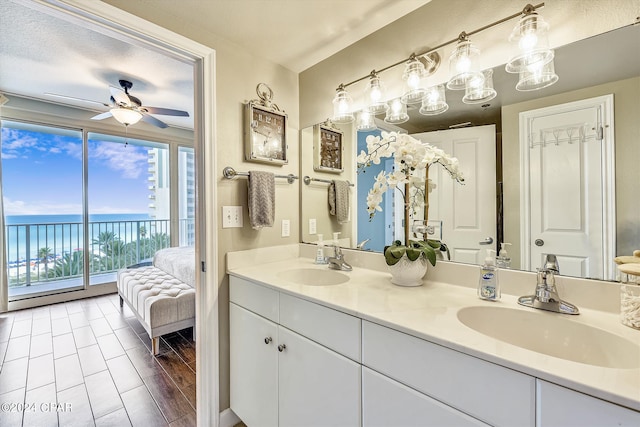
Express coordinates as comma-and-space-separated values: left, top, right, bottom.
277, 344, 287, 352
479, 237, 494, 245
264, 337, 272, 344
535, 239, 544, 246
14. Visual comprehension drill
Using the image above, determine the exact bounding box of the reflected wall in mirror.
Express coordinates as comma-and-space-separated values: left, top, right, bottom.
301, 24, 640, 281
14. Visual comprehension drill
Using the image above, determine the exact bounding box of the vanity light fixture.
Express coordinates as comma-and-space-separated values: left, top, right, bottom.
330, 3, 549, 121
447, 33, 483, 91
356, 109, 377, 131
419, 84, 449, 115
462, 69, 497, 104
515, 56, 558, 91
110, 107, 143, 126
364, 71, 389, 115
332, 84, 355, 124
400, 55, 428, 104
505, 4, 554, 74
384, 99, 409, 124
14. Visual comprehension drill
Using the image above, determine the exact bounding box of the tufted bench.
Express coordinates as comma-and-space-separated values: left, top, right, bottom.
117, 247, 195, 355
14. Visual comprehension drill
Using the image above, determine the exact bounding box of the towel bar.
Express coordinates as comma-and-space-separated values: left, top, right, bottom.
223, 166, 298, 184
303, 176, 354, 187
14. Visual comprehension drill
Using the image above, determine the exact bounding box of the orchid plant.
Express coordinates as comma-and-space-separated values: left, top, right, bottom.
357, 131, 464, 266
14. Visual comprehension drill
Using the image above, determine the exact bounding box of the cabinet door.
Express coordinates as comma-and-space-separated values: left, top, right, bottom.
363, 367, 488, 427
278, 326, 361, 427
537, 380, 640, 426
230, 303, 278, 427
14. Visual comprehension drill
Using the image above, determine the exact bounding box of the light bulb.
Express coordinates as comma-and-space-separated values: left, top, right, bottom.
370, 86, 381, 102
391, 99, 403, 113
519, 32, 538, 51
407, 72, 421, 89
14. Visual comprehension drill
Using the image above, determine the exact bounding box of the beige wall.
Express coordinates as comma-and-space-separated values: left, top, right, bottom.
101, 0, 300, 411
502, 76, 640, 268
300, 0, 638, 128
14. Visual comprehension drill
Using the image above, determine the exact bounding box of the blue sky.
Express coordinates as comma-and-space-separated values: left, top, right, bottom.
1, 127, 152, 215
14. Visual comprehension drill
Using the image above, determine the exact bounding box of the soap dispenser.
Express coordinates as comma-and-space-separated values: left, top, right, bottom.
315, 234, 328, 264
496, 243, 512, 268
332, 232, 341, 247
478, 249, 500, 301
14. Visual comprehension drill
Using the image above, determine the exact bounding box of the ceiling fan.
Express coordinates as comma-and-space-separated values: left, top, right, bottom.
46, 79, 189, 129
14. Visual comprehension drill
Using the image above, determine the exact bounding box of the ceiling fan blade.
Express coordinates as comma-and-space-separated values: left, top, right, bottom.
91, 111, 113, 120
45, 93, 110, 107
109, 86, 131, 106
142, 106, 190, 117
141, 113, 168, 129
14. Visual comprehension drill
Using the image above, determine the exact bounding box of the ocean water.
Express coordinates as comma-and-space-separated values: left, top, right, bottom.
5, 213, 159, 262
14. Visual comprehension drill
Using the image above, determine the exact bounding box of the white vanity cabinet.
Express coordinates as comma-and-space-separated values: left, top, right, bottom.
229, 276, 361, 427
362, 321, 536, 427
536, 380, 640, 426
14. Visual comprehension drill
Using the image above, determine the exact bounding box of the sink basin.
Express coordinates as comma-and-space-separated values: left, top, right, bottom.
277, 268, 350, 286
457, 306, 639, 369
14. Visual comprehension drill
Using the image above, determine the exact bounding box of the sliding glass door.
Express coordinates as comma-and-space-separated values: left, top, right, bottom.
1, 121, 84, 298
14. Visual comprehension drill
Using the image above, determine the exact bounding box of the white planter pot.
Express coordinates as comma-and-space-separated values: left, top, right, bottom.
388, 254, 428, 287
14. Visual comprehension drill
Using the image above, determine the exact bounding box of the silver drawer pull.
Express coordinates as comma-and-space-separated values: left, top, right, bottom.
277, 344, 287, 352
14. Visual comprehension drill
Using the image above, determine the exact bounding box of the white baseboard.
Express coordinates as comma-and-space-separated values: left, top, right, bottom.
220, 408, 241, 427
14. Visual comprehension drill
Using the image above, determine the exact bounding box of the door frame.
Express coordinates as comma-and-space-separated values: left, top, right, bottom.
519, 94, 616, 279
17, 0, 219, 425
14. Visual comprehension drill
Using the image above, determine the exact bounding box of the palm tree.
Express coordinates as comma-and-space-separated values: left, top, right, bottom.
92, 231, 119, 257
50, 251, 84, 278
38, 247, 53, 280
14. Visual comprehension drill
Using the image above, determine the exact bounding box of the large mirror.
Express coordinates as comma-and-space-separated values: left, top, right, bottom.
301, 24, 640, 282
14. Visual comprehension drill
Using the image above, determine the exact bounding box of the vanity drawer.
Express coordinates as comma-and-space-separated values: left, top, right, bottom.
279, 293, 361, 362
229, 275, 278, 322
362, 321, 535, 427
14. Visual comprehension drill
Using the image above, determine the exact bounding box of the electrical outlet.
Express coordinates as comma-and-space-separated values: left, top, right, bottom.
222, 206, 243, 228
309, 218, 317, 235
281, 219, 290, 237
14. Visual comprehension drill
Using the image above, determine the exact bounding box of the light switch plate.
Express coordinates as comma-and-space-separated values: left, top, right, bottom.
309, 218, 317, 235
222, 206, 243, 228
281, 219, 290, 237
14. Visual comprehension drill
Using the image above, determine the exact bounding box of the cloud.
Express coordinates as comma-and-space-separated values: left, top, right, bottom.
3, 197, 82, 216
1, 128, 40, 159
90, 141, 148, 179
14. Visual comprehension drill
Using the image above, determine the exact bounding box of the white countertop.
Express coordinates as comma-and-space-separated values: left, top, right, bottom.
227, 248, 640, 412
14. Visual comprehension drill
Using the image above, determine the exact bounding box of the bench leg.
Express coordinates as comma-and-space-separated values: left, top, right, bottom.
151, 337, 160, 355
119, 295, 124, 308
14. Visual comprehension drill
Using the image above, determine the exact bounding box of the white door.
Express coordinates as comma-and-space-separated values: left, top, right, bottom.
520, 95, 615, 280
413, 125, 497, 264
229, 303, 279, 427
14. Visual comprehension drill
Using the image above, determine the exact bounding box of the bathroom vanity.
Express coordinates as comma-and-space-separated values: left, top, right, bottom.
227, 244, 640, 426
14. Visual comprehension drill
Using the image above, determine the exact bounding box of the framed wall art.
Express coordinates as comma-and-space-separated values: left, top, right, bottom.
244, 83, 288, 165
313, 123, 343, 173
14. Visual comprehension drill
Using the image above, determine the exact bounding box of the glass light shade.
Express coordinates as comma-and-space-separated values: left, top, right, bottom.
400, 59, 427, 104
332, 87, 355, 123
419, 85, 449, 115
384, 99, 409, 124
516, 57, 559, 91
111, 108, 143, 125
462, 69, 497, 104
447, 39, 482, 90
364, 74, 389, 115
506, 13, 554, 73
356, 110, 377, 131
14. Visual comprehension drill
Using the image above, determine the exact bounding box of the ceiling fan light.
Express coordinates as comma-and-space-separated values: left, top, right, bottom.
447, 36, 482, 90
516, 57, 559, 91
506, 12, 553, 73
111, 108, 143, 125
364, 73, 389, 115
384, 99, 409, 124
419, 84, 449, 115
332, 86, 355, 124
462, 69, 497, 104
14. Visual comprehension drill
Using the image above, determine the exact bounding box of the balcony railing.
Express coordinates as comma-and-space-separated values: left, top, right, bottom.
5, 218, 195, 288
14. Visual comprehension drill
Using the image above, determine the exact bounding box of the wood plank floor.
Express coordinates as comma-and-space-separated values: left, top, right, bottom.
0, 294, 196, 427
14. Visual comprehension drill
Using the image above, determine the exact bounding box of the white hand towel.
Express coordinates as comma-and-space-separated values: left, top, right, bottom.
328, 180, 350, 224
248, 171, 275, 229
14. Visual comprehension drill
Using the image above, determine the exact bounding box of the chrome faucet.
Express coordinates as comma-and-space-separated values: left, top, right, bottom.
517, 254, 579, 315
327, 245, 352, 271
356, 238, 371, 250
